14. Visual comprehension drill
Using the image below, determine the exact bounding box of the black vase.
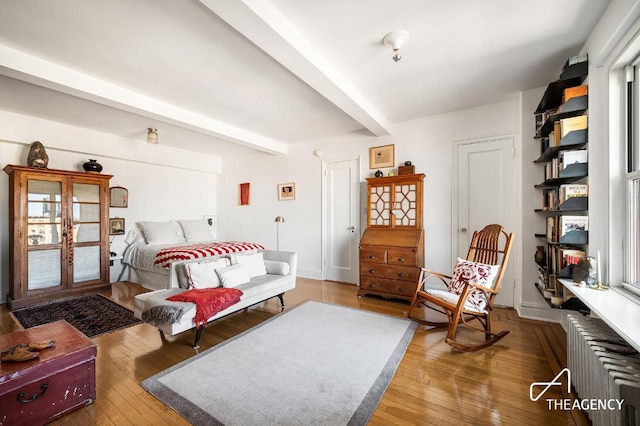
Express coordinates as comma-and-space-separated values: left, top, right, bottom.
83, 159, 103, 173
374, 170, 383, 177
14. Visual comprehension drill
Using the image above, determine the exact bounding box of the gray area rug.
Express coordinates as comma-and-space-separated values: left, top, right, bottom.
141, 300, 417, 425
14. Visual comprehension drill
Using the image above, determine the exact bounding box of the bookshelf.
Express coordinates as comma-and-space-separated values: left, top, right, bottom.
532, 55, 590, 311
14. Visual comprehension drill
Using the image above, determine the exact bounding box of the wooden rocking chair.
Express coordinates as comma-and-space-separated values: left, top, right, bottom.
407, 224, 514, 351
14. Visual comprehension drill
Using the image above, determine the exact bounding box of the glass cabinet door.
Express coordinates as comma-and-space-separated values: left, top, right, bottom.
369, 184, 392, 226
393, 183, 418, 227
72, 182, 102, 283
26, 179, 63, 290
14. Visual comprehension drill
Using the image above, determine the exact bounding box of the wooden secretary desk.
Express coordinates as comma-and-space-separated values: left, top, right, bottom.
359, 173, 425, 302
4, 165, 112, 309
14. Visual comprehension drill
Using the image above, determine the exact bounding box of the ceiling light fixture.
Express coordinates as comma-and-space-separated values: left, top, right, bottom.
383, 30, 410, 62
147, 128, 158, 144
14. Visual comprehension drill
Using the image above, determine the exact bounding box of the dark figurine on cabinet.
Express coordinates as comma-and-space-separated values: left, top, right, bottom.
27, 141, 49, 168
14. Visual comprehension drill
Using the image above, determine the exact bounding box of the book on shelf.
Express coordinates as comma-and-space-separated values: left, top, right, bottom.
544, 188, 559, 210
562, 53, 588, 72
535, 113, 544, 133
560, 115, 587, 138
563, 85, 588, 103
542, 108, 557, 124
540, 137, 550, 155
562, 150, 588, 167
546, 216, 559, 242
559, 184, 588, 203
559, 248, 586, 268
544, 158, 561, 180
552, 121, 561, 146
560, 215, 588, 236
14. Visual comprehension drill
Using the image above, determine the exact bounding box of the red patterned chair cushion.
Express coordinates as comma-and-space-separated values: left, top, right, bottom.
447, 258, 500, 312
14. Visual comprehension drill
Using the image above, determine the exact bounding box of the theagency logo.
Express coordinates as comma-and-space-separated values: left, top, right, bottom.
530, 368, 624, 411
530, 368, 570, 402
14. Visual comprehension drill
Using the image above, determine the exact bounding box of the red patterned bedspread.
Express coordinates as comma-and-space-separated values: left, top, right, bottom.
153, 241, 265, 268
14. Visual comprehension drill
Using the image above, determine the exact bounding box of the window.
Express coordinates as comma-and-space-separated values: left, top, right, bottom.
626, 63, 640, 285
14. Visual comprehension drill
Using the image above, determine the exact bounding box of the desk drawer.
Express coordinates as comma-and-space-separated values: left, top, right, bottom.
359, 247, 387, 264
387, 248, 418, 267
359, 277, 417, 298
0, 360, 96, 426
360, 263, 419, 282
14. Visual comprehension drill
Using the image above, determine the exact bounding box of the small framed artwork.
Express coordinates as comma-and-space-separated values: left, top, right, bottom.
278, 183, 295, 201
240, 182, 250, 205
203, 215, 216, 231
369, 144, 395, 169
109, 217, 125, 235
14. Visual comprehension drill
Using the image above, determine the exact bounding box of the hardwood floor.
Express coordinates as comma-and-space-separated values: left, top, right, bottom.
0, 278, 587, 425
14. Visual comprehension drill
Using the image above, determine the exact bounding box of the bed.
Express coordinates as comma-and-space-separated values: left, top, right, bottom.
122, 220, 264, 291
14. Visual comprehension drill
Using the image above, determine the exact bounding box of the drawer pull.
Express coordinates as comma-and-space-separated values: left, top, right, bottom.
399, 287, 405, 292
398, 273, 406, 278
368, 255, 376, 259
369, 283, 376, 288
398, 257, 405, 262
369, 269, 376, 274
17, 383, 48, 403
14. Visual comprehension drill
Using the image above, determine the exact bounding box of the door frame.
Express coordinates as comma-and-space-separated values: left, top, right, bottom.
451, 134, 520, 307
320, 156, 361, 281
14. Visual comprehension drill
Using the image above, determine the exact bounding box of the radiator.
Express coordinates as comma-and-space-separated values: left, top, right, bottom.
567, 314, 640, 425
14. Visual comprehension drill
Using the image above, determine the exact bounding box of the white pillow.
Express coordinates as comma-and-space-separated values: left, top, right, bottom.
124, 228, 145, 245
264, 260, 290, 276
184, 258, 230, 289
137, 221, 185, 245
178, 219, 214, 243
216, 264, 251, 288
232, 252, 267, 278
229, 249, 257, 263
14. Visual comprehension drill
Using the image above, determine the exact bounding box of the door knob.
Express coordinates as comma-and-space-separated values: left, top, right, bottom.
347, 226, 355, 233
461, 228, 467, 233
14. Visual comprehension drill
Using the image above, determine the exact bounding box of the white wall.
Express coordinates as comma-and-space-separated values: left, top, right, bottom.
0, 110, 221, 302
217, 98, 522, 284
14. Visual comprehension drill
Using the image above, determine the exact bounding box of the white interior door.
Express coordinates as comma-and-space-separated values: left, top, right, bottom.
455, 137, 516, 307
324, 158, 359, 284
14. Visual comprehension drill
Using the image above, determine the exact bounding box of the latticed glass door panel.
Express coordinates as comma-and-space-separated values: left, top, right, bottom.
393, 183, 418, 227
369, 185, 391, 226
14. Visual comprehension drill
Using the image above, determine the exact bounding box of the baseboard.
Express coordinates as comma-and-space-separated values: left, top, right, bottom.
297, 268, 323, 280
518, 302, 566, 323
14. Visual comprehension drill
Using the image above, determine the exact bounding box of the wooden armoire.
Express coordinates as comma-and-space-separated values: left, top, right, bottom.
359, 173, 425, 301
4, 165, 112, 309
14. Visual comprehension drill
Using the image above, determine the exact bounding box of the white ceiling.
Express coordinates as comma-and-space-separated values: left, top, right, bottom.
0, 0, 610, 156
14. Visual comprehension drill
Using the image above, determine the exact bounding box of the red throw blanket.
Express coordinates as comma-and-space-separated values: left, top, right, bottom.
166, 288, 243, 326
153, 242, 265, 268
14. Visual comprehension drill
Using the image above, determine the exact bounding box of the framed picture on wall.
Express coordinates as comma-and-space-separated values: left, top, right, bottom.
278, 183, 295, 201
109, 217, 125, 235
369, 144, 395, 169
240, 182, 250, 205
203, 215, 216, 231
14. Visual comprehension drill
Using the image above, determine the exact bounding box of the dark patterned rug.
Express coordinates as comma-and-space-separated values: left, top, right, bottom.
12, 294, 141, 338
